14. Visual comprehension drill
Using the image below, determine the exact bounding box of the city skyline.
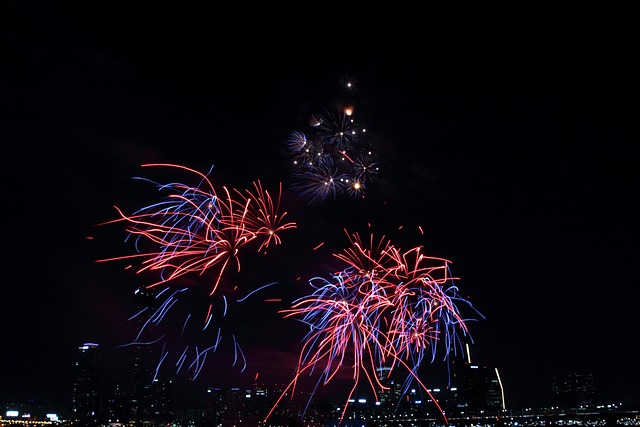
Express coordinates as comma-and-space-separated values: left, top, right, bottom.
5, 341, 633, 427
4, 1, 638, 416
2, 341, 631, 426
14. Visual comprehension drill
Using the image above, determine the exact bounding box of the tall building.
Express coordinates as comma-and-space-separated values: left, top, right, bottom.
249, 381, 273, 423
105, 382, 128, 424
225, 387, 246, 424
127, 344, 155, 424
462, 364, 504, 410
204, 387, 225, 424
453, 343, 505, 412
148, 377, 173, 423
125, 286, 173, 425
71, 342, 102, 424
550, 372, 596, 408
375, 366, 405, 409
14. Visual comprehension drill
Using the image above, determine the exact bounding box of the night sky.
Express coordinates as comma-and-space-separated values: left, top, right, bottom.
4, 2, 639, 413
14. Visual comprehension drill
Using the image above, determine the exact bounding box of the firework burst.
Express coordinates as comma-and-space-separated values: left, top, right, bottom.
265, 230, 482, 425
284, 78, 380, 205
96, 163, 296, 379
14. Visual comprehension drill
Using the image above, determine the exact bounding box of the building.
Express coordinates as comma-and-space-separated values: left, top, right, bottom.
105, 382, 128, 423
460, 363, 504, 410
550, 372, 596, 408
376, 366, 403, 407
127, 344, 155, 424
453, 343, 505, 412
71, 342, 102, 424
124, 287, 174, 425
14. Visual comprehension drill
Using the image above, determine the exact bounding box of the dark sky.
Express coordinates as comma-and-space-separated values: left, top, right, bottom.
4, 1, 639, 413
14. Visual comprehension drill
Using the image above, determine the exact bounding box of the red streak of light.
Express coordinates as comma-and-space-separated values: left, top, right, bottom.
313, 242, 325, 250
338, 150, 354, 163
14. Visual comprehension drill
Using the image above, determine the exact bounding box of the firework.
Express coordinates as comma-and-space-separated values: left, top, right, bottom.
284, 78, 380, 205
96, 163, 296, 378
265, 230, 482, 425
98, 163, 295, 292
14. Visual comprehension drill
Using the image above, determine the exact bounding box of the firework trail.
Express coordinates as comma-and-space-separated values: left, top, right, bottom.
265, 229, 482, 425
284, 77, 380, 205
96, 163, 296, 379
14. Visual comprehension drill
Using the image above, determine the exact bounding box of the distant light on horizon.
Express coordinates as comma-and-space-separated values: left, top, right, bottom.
80, 342, 99, 350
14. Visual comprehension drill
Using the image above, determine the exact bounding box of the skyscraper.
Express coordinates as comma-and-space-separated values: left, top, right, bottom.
461, 364, 504, 410
71, 342, 102, 424
127, 344, 155, 424
550, 372, 596, 408
105, 382, 128, 423
126, 287, 173, 425
453, 343, 505, 412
